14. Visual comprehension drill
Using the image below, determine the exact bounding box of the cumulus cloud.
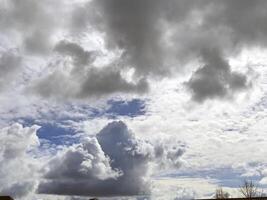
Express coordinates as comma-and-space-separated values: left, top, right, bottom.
38, 121, 184, 197
42, 137, 120, 181
0, 123, 40, 199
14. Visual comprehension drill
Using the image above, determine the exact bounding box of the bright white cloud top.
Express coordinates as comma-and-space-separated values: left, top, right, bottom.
1, 0, 267, 200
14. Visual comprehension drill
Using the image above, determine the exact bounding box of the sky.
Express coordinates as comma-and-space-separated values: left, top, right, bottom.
1, 0, 267, 199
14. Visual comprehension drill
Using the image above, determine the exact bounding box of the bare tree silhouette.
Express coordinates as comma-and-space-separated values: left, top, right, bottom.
239, 180, 263, 199
215, 188, 230, 199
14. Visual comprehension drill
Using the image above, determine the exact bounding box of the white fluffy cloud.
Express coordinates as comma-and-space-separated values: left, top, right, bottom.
0, 123, 40, 199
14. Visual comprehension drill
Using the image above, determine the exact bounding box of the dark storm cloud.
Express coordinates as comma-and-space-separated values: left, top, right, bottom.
87, 0, 208, 76
203, 0, 267, 47
90, 0, 267, 61
38, 121, 184, 196
86, 0, 267, 101
90, 0, 166, 76
186, 48, 249, 102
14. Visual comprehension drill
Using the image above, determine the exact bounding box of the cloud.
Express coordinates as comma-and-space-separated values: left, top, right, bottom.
0, 0, 63, 54
173, 187, 197, 200
54, 40, 96, 66
86, 0, 206, 77
85, 0, 267, 101
0, 182, 35, 199
2, 0, 266, 101
31, 40, 148, 99
203, 1, 267, 48
23, 30, 52, 55
0, 123, 40, 198
42, 137, 120, 181
0, 50, 21, 91
90, 0, 171, 76
186, 48, 250, 102
38, 121, 184, 197
85, 0, 194, 76
32, 66, 148, 99
78, 68, 148, 98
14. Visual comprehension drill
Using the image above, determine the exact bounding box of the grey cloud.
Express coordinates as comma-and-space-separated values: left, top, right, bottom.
204, 0, 267, 48
38, 121, 184, 197
87, 0, 267, 101
89, 0, 267, 65
32, 67, 148, 99
87, 0, 207, 76
1, 0, 65, 54
0, 182, 35, 199
186, 48, 249, 102
30, 70, 78, 99
24, 30, 52, 54
0, 51, 21, 91
78, 68, 148, 98
3, 0, 54, 30
31, 41, 148, 99
69, 5, 90, 33
89, 0, 168, 76
54, 40, 96, 66
3, 0, 267, 101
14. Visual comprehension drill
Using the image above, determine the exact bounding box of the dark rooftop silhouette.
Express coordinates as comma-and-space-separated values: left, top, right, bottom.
197, 197, 267, 200
0, 197, 14, 200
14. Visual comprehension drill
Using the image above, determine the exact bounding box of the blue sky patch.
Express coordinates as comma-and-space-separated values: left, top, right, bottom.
37, 123, 79, 145
18, 118, 79, 145
105, 99, 146, 118
15, 98, 146, 145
